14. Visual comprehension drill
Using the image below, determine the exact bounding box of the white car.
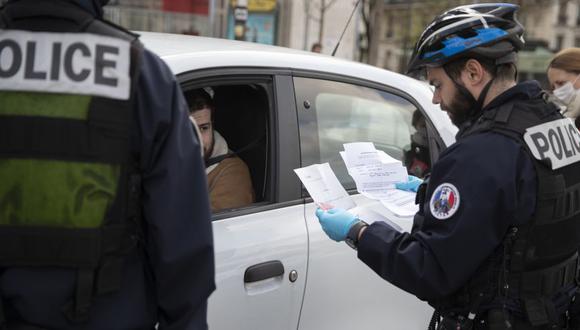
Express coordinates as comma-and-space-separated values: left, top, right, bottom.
139, 31, 458, 330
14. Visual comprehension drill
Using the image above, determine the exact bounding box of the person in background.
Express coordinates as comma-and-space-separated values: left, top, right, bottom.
188, 89, 255, 212
547, 47, 580, 129
311, 42, 322, 53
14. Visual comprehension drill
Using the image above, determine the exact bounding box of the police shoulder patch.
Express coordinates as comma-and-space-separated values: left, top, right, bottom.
429, 183, 460, 220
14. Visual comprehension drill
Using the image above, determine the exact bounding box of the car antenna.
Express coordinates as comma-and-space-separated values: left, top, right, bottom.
331, 0, 362, 57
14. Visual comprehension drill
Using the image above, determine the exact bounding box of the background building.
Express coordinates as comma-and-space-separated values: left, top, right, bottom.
280, 0, 361, 59
105, 0, 213, 36
5, 0, 573, 79
373, 0, 580, 83
102, 0, 362, 60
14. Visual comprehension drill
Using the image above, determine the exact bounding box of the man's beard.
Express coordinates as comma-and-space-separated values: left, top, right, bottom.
441, 88, 475, 127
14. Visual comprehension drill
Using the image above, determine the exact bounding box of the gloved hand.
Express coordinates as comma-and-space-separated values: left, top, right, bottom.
395, 175, 423, 192
315, 208, 359, 242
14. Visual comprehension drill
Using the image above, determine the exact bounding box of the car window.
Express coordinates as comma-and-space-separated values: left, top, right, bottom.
295, 76, 432, 191
183, 82, 273, 214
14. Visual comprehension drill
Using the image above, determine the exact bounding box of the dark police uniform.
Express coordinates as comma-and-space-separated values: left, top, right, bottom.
357, 81, 580, 329
0, 1, 214, 329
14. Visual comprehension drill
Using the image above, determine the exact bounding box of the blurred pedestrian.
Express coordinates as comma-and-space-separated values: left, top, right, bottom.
311, 42, 322, 53
0, 0, 215, 329
547, 47, 580, 128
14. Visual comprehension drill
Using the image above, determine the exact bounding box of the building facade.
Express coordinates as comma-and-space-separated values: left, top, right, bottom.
101, 0, 361, 60
375, 0, 580, 80
280, 0, 361, 59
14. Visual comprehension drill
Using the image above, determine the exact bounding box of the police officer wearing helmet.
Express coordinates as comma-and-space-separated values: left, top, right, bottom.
0, 0, 214, 329
316, 3, 580, 329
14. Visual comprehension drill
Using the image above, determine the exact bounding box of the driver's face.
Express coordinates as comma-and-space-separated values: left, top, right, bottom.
190, 108, 214, 159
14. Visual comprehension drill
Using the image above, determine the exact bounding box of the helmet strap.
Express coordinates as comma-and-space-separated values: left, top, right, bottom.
443, 64, 496, 120
443, 65, 478, 117
477, 78, 495, 110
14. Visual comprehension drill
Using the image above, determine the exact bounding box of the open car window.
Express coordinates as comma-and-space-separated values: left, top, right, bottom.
182, 81, 273, 214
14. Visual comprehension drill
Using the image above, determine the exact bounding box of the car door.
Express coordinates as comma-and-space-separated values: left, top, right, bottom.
177, 71, 307, 330
293, 74, 441, 329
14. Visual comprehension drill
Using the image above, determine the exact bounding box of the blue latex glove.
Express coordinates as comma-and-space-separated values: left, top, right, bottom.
315, 208, 359, 242
395, 175, 423, 192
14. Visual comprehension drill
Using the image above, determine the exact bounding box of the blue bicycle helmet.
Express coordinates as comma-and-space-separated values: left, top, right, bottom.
407, 3, 525, 75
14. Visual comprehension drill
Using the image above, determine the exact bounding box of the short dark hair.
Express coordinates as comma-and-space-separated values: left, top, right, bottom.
187, 89, 214, 114
443, 57, 517, 83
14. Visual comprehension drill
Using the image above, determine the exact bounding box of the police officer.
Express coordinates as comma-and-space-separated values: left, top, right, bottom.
316, 3, 580, 329
0, 0, 214, 329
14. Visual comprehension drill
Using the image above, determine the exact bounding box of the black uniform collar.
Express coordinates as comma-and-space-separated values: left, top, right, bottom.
482, 80, 544, 111
456, 81, 545, 138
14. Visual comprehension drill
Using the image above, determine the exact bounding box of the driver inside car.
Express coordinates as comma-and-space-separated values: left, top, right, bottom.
187, 89, 254, 212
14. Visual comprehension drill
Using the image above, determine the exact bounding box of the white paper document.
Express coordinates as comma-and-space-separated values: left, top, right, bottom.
343, 142, 382, 167
294, 163, 356, 210
342, 142, 418, 217
345, 161, 408, 192
378, 190, 418, 218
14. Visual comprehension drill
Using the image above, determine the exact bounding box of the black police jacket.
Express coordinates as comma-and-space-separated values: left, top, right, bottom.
356, 81, 580, 321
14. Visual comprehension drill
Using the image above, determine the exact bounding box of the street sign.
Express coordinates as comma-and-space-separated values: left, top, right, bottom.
234, 7, 248, 21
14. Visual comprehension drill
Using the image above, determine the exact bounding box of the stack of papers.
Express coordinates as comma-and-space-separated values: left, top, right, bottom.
340, 142, 418, 217
293, 162, 403, 232
340, 142, 406, 197
293, 142, 419, 219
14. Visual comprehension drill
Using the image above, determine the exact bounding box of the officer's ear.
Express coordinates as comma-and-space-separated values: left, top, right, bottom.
461, 59, 487, 88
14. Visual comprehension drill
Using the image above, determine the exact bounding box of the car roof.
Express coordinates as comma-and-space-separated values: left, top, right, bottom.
137, 32, 457, 145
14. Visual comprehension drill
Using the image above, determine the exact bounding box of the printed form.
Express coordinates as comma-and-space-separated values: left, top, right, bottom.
293, 163, 356, 211
293, 162, 403, 232
341, 142, 418, 217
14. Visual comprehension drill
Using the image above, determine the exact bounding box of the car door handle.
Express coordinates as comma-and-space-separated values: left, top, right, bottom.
244, 260, 285, 283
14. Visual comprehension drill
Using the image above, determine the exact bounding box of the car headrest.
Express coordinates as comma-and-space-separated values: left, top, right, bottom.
212, 85, 268, 151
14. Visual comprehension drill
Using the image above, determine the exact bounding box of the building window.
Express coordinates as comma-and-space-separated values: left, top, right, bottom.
556, 34, 565, 50
384, 50, 392, 69
386, 14, 394, 38
558, 0, 569, 25
575, 36, 580, 47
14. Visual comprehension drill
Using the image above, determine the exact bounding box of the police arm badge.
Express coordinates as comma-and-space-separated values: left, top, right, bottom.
429, 183, 460, 220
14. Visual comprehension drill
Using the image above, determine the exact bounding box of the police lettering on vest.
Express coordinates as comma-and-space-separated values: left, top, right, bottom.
0, 30, 130, 100
524, 117, 580, 169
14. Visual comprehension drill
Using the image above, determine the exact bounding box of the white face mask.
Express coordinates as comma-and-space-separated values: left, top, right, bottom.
553, 73, 580, 106
552, 74, 580, 118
